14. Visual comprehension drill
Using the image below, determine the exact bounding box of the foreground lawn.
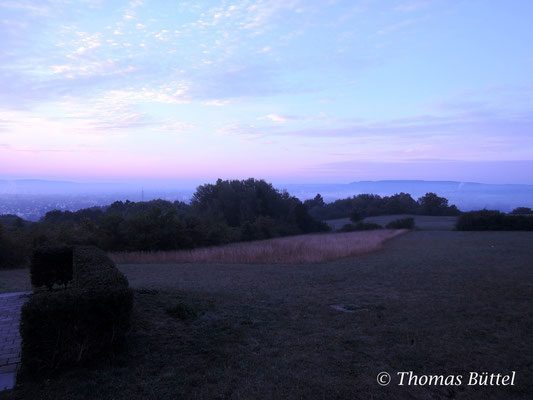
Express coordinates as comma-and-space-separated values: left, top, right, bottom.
2, 231, 532, 399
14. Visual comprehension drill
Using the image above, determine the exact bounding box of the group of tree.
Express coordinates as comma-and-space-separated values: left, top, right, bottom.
509, 207, 533, 215
0, 179, 329, 268
456, 210, 533, 231
3, 179, 532, 269
304, 192, 460, 221
0, 220, 29, 269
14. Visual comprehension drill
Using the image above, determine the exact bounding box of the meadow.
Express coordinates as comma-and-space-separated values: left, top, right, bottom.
1, 230, 532, 399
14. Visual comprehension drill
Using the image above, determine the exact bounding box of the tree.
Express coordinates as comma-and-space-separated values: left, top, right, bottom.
0, 222, 28, 269
349, 209, 363, 222
417, 192, 459, 216
304, 194, 325, 209
510, 207, 533, 215
382, 193, 418, 215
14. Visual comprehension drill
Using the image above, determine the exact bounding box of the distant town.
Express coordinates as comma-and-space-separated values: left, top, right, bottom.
0, 192, 192, 221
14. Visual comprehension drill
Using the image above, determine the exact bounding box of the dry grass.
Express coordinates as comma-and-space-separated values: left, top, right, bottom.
110, 230, 406, 264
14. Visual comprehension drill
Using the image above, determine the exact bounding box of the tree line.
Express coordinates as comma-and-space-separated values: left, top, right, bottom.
304, 192, 461, 221
0, 179, 329, 268
2, 178, 532, 269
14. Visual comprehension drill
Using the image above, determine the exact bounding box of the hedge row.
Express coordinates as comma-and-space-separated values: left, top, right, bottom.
385, 217, 415, 229
339, 222, 383, 232
338, 217, 416, 232
20, 246, 133, 375
455, 210, 533, 231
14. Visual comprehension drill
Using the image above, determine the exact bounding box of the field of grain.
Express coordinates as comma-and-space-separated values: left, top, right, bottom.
110, 230, 406, 264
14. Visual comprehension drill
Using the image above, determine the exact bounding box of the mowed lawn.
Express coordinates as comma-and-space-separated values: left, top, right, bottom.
2, 231, 533, 399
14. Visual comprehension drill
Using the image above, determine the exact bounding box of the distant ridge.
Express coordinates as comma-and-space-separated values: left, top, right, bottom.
348, 179, 533, 187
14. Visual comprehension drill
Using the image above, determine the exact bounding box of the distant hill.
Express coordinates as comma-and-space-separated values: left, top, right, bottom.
279, 180, 533, 212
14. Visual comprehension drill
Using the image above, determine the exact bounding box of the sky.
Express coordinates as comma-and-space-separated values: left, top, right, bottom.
0, 0, 532, 185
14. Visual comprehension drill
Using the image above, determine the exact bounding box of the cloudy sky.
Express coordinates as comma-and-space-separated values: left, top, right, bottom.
1, 0, 532, 184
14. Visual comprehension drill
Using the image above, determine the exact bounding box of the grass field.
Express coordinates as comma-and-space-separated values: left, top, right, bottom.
326, 214, 458, 231
110, 230, 405, 264
1, 231, 532, 399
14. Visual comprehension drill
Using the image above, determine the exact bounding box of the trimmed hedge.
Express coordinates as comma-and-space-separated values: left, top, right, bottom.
30, 245, 73, 289
456, 210, 533, 231
386, 217, 415, 229
20, 246, 133, 375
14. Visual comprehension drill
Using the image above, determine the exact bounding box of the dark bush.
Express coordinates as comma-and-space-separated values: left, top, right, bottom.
0, 222, 29, 269
386, 217, 415, 229
30, 246, 73, 290
510, 207, 533, 215
456, 210, 533, 231
339, 222, 383, 232
20, 246, 133, 376
339, 223, 357, 232
349, 209, 363, 223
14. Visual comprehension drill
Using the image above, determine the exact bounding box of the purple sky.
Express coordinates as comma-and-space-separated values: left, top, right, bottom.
1, 0, 532, 185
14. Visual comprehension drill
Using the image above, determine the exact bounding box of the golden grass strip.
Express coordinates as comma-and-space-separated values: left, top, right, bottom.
110, 230, 407, 265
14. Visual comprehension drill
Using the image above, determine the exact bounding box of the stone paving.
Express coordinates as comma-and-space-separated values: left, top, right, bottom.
0, 292, 31, 391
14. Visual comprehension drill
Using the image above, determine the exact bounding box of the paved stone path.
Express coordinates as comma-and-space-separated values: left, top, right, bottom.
0, 292, 31, 391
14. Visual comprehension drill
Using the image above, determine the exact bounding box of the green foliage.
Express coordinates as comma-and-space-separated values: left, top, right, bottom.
356, 222, 384, 230
417, 193, 460, 216
456, 210, 533, 231
0, 221, 30, 269
385, 217, 415, 229
1, 179, 327, 256
385, 193, 419, 215
0, 182, 469, 262
309, 192, 454, 221
510, 207, 533, 215
30, 246, 73, 290
349, 209, 363, 223
0, 214, 29, 228
20, 246, 133, 376
338, 223, 357, 232
339, 222, 383, 232
191, 178, 329, 240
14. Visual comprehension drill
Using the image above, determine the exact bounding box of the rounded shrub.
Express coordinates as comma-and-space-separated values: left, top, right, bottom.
385, 217, 415, 229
